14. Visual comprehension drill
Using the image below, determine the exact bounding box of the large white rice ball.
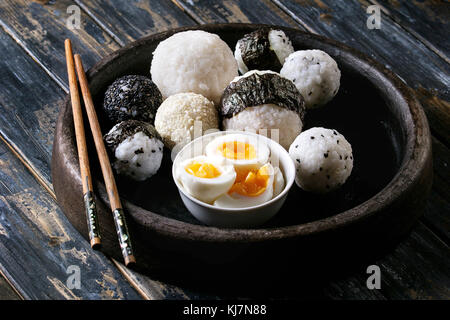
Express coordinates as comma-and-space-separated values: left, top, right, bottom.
223, 104, 303, 150
281, 50, 341, 109
154, 92, 219, 149
289, 127, 353, 193
150, 30, 238, 105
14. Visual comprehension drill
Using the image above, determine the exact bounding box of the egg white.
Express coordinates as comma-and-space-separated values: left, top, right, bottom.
272, 166, 285, 198
175, 155, 236, 204
213, 163, 275, 208
205, 133, 270, 173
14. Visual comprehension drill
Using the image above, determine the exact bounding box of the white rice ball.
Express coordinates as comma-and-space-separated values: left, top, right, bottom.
234, 29, 294, 74
150, 30, 238, 105
155, 92, 219, 149
289, 127, 353, 193
223, 104, 303, 150
104, 121, 164, 181
281, 50, 341, 109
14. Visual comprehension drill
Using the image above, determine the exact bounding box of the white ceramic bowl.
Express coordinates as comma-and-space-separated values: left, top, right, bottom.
172, 130, 296, 228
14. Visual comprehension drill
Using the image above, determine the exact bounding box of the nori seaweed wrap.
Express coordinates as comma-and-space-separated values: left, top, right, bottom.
235, 28, 294, 74
103, 75, 162, 125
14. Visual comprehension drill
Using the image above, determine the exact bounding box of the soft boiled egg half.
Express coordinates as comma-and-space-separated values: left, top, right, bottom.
175, 155, 236, 204
205, 133, 270, 174
214, 163, 276, 208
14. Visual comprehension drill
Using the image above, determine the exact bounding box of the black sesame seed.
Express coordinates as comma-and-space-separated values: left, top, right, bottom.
308, 91, 312, 96
136, 162, 141, 167
333, 131, 337, 135
311, 136, 315, 139
324, 153, 328, 158
350, 156, 353, 160
340, 155, 342, 160
151, 149, 156, 153
296, 159, 300, 163
319, 167, 323, 171
295, 145, 298, 148
345, 156, 348, 160
321, 134, 324, 137
134, 148, 144, 154
337, 140, 340, 144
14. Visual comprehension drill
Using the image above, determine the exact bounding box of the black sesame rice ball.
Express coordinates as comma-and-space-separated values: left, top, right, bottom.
103, 75, 162, 125
104, 120, 164, 181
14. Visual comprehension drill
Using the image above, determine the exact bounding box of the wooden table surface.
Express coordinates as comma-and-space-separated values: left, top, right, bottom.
0, 0, 448, 300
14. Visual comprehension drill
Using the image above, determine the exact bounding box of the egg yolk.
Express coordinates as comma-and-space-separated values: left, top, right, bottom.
218, 141, 256, 160
185, 161, 221, 179
229, 165, 270, 197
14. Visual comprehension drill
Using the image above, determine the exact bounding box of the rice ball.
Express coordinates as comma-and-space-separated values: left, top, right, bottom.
154, 92, 219, 149
289, 127, 353, 193
235, 28, 294, 74
150, 30, 238, 105
103, 75, 162, 125
104, 120, 164, 181
280, 50, 341, 109
220, 70, 305, 150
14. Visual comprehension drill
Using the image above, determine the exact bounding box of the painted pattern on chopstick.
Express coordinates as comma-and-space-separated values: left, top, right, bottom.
113, 208, 134, 259
84, 190, 101, 242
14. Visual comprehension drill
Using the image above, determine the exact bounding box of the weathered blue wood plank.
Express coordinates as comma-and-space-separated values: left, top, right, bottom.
175, 0, 300, 26
0, 140, 142, 300
371, 0, 449, 62
74, 0, 196, 46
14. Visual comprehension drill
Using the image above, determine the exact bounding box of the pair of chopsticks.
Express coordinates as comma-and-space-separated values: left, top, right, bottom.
65, 39, 136, 267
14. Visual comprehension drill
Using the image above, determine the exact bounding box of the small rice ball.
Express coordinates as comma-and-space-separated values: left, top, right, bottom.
281, 50, 341, 109
235, 28, 294, 74
103, 75, 162, 125
150, 30, 238, 105
154, 92, 219, 149
104, 120, 164, 181
223, 104, 303, 150
289, 127, 353, 193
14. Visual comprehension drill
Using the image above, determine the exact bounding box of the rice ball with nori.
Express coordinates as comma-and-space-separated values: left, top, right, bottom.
280, 50, 341, 109
150, 30, 238, 105
289, 127, 353, 193
104, 120, 164, 181
235, 28, 294, 74
220, 70, 305, 149
155, 92, 219, 149
103, 75, 162, 125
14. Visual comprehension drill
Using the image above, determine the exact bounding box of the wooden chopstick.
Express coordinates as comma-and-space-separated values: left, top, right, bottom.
73, 52, 136, 267
65, 39, 101, 249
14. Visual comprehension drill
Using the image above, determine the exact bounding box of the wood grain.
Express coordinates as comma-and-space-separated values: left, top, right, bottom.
74, 0, 196, 45
0, 0, 120, 91
0, 140, 142, 299
0, 274, 21, 300
370, 0, 449, 62
271, 0, 450, 145
175, 0, 300, 26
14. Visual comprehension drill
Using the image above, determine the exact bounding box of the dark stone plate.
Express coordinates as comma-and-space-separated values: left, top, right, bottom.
52, 24, 432, 284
